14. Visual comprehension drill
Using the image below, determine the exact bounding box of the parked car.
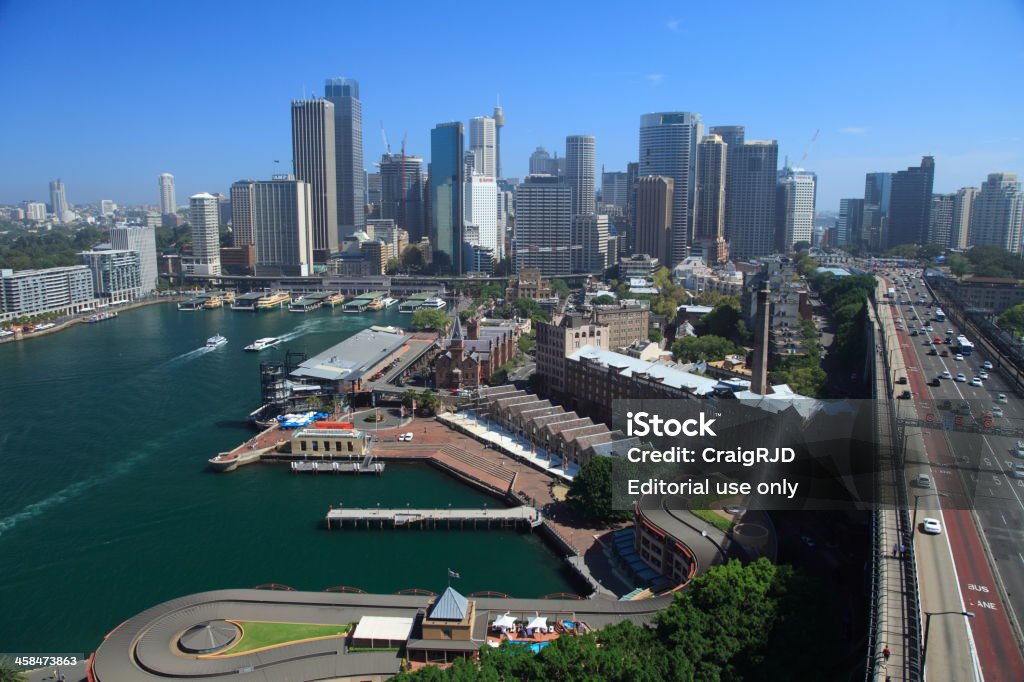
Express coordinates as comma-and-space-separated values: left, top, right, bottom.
921, 517, 942, 535
1015, 463, 1024, 480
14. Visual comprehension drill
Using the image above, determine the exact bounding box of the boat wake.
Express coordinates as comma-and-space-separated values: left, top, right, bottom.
165, 346, 215, 365
276, 320, 324, 343
0, 451, 149, 539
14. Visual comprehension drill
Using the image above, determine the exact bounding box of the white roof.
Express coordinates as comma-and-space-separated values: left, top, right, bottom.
352, 615, 414, 642
567, 346, 720, 396
526, 616, 548, 630
493, 614, 517, 628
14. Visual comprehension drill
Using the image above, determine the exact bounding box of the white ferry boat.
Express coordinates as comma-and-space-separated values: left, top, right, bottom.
33, 323, 56, 331
244, 337, 281, 352
417, 297, 447, 310
206, 334, 228, 348
381, 297, 398, 308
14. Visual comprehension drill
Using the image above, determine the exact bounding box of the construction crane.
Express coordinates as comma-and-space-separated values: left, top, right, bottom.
799, 129, 820, 165
380, 120, 391, 156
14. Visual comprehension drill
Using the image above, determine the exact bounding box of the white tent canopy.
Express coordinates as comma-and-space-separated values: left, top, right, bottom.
526, 616, 548, 630
492, 614, 517, 629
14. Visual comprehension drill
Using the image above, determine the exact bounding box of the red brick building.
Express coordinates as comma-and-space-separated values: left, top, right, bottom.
435, 317, 520, 389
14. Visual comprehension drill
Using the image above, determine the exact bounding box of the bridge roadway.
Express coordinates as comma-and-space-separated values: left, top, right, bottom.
90, 588, 671, 681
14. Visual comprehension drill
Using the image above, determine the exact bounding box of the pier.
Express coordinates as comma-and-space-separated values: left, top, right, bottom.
324, 505, 543, 530
230, 292, 264, 310
289, 292, 330, 312
290, 457, 385, 475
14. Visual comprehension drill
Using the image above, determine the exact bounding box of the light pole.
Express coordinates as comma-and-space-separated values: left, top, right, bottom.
912, 492, 951, 539
922, 610, 974, 672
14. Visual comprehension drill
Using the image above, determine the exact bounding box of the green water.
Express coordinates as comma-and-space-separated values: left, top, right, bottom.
0, 304, 574, 653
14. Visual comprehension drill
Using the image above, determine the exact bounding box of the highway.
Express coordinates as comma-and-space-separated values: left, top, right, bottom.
881, 268, 1024, 681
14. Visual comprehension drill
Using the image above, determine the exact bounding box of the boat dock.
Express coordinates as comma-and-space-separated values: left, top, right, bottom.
178, 297, 205, 310
398, 292, 436, 313
325, 505, 543, 530
257, 291, 291, 309
231, 292, 264, 310
342, 291, 386, 313
289, 292, 330, 312
290, 458, 385, 474
325, 292, 345, 307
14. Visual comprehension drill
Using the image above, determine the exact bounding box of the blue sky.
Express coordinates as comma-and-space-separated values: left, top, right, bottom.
1, 0, 1021, 211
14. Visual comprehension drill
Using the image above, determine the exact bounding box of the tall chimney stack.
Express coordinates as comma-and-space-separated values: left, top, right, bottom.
751, 284, 771, 395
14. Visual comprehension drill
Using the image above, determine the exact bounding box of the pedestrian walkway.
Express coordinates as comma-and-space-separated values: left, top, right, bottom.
439, 412, 580, 480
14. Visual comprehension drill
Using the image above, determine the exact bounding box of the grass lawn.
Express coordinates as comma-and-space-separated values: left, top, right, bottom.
226, 621, 349, 654
690, 509, 734, 534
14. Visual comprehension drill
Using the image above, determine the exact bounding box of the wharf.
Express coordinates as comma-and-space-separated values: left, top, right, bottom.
289, 292, 330, 312
290, 458, 385, 475
230, 292, 264, 310
324, 505, 543, 530
343, 291, 386, 312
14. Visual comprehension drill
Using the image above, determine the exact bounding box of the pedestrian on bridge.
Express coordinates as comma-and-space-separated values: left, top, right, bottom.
883, 645, 891, 661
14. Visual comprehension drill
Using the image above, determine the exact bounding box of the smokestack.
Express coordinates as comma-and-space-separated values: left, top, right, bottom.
751, 284, 771, 395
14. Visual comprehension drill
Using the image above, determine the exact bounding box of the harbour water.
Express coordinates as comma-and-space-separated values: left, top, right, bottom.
0, 303, 575, 653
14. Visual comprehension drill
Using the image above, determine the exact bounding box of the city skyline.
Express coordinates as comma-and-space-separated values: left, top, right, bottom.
0, 1, 1020, 211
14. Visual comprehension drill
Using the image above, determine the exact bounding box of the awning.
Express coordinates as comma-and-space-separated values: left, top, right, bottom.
492, 614, 517, 629
526, 616, 548, 630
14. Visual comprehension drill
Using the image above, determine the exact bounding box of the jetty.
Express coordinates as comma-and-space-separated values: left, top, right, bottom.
289, 292, 330, 312
343, 291, 387, 312
231, 292, 264, 310
290, 456, 385, 475
324, 505, 543, 530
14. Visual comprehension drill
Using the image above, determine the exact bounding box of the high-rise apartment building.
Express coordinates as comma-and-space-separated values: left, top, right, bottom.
572, 214, 610, 274
26, 202, 47, 221
324, 77, 364, 238
775, 167, 817, 252
379, 153, 425, 241
513, 174, 575, 276
951, 187, 977, 250
887, 156, 934, 248
79, 250, 141, 304
248, 178, 314, 276
0, 265, 95, 320
695, 135, 728, 263
929, 194, 955, 248
469, 116, 497, 178
229, 180, 256, 246
465, 174, 500, 261
721, 139, 778, 259
566, 135, 596, 218
187, 193, 221, 276
430, 122, 465, 274
634, 176, 673, 267
970, 173, 1024, 253
110, 224, 158, 292
291, 98, 338, 259
158, 173, 176, 216
49, 179, 68, 221
493, 103, 505, 179
639, 112, 702, 266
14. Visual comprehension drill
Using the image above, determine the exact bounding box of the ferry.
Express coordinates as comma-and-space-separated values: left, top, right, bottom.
203, 295, 224, 309
256, 291, 291, 309
325, 293, 345, 307
244, 337, 282, 352
86, 311, 118, 323
206, 334, 228, 348
381, 297, 398, 308
417, 297, 447, 310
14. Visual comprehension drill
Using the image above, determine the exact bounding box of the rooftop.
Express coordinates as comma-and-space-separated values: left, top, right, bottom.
291, 329, 407, 383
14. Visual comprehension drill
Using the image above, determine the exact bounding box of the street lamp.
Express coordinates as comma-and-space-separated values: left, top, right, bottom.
922, 610, 974, 672
912, 492, 951, 539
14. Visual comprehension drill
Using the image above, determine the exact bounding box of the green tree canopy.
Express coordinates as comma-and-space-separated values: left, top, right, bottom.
411, 309, 450, 332
566, 456, 631, 522
590, 294, 617, 306
672, 335, 742, 363
550, 278, 570, 298
998, 302, 1024, 337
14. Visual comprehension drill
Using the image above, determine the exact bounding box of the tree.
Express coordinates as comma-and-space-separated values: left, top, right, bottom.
400, 244, 425, 272
513, 297, 549, 323
671, 335, 741, 363
648, 329, 663, 344
0, 657, 25, 682
699, 301, 743, 339
413, 390, 441, 416
411, 309, 450, 332
947, 253, 971, 277
590, 294, 616, 306
792, 240, 811, 253
998, 303, 1024, 337
566, 456, 631, 522
550, 278, 570, 298
386, 257, 402, 274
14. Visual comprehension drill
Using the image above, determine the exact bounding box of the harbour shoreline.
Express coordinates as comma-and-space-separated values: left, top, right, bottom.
0, 295, 185, 344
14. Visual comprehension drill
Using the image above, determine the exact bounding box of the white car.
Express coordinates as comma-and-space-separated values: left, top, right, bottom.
992, 406, 1003, 418
997, 394, 1008, 404
923, 325, 933, 332
404, 432, 414, 441
954, 354, 964, 361
955, 373, 966, 382
942, 371, 952, 380
916, 473, 932, 488
970, 378, 982, 387
397, 433, 409, 441
1015, 464, 1024, 479
979, 371, 989, 380
982, 361, 993, 370
921, 518, 942, 535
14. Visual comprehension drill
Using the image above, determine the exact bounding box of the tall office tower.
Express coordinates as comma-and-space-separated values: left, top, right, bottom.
837, 198, 865, 248
951, 187, 977, 250
291, 98, 338, 260
929, 194, 955, 248
775, 166, 817, 252
566, 135, 596, 218
49, 179, 68, 221
634, 176, 673, 267
430, 122, 465, 274
465, 174, 500, 260
324, 77, 364, 238
229, 181, 256, 246
158, 173, 176, 215
513, 174, 574, 275
723, 140, 778, 259
379, 153, 425, 241
463, 150, 477, 178
709, 125, 744, 236
469, 116, 497, 178
969, 173, 1024, 252
695, 135, 728, 263
572, 214, 610, 273
110, 224, 158, 292
601, 171, 629, 209
887, 156, 935, 248
639, 112, 702, 266
188, 193, 221, 276
864, 172, 893, 216
493, 102, 504, 179
625, 161, 640, 252
529, 147, 557, 175
251, 178, 314, 276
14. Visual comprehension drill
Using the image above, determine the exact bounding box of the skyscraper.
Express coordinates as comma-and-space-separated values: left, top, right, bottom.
493, 102, 505, 179
775, 167, 817, 252
324, 77, 365, 238
158, 173, 176, 216
291, 98, 338, 260
709, 125, 744, 239
465, 174, 500, 260
230, 181, 256, 246
572, 214, 610, 273
529, 147, 557, 175
695, 135, 728, 263
929, 194, 955, 248
250, 178, 314, 276
110, 224, 158, 292
513, 174, 574, 275
886, 157, 934, 248
430, 122, 465, 274
634, 176, 673, 267
566, 135, 596, 218
49, 179, 68, 221
837, 198, 865, 248
639, 112, 702, 266
951, 187, 977, 250
188, 193, 221, 276
864, 172, 892, 216
601, 171, 629, 209
722, 139, 778, 259
469, 116, 497, 178
379, 153, 425, 242
969, 173, 1024, 253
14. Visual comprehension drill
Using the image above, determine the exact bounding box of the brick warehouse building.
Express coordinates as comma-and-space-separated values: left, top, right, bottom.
435, 317, 520, 389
